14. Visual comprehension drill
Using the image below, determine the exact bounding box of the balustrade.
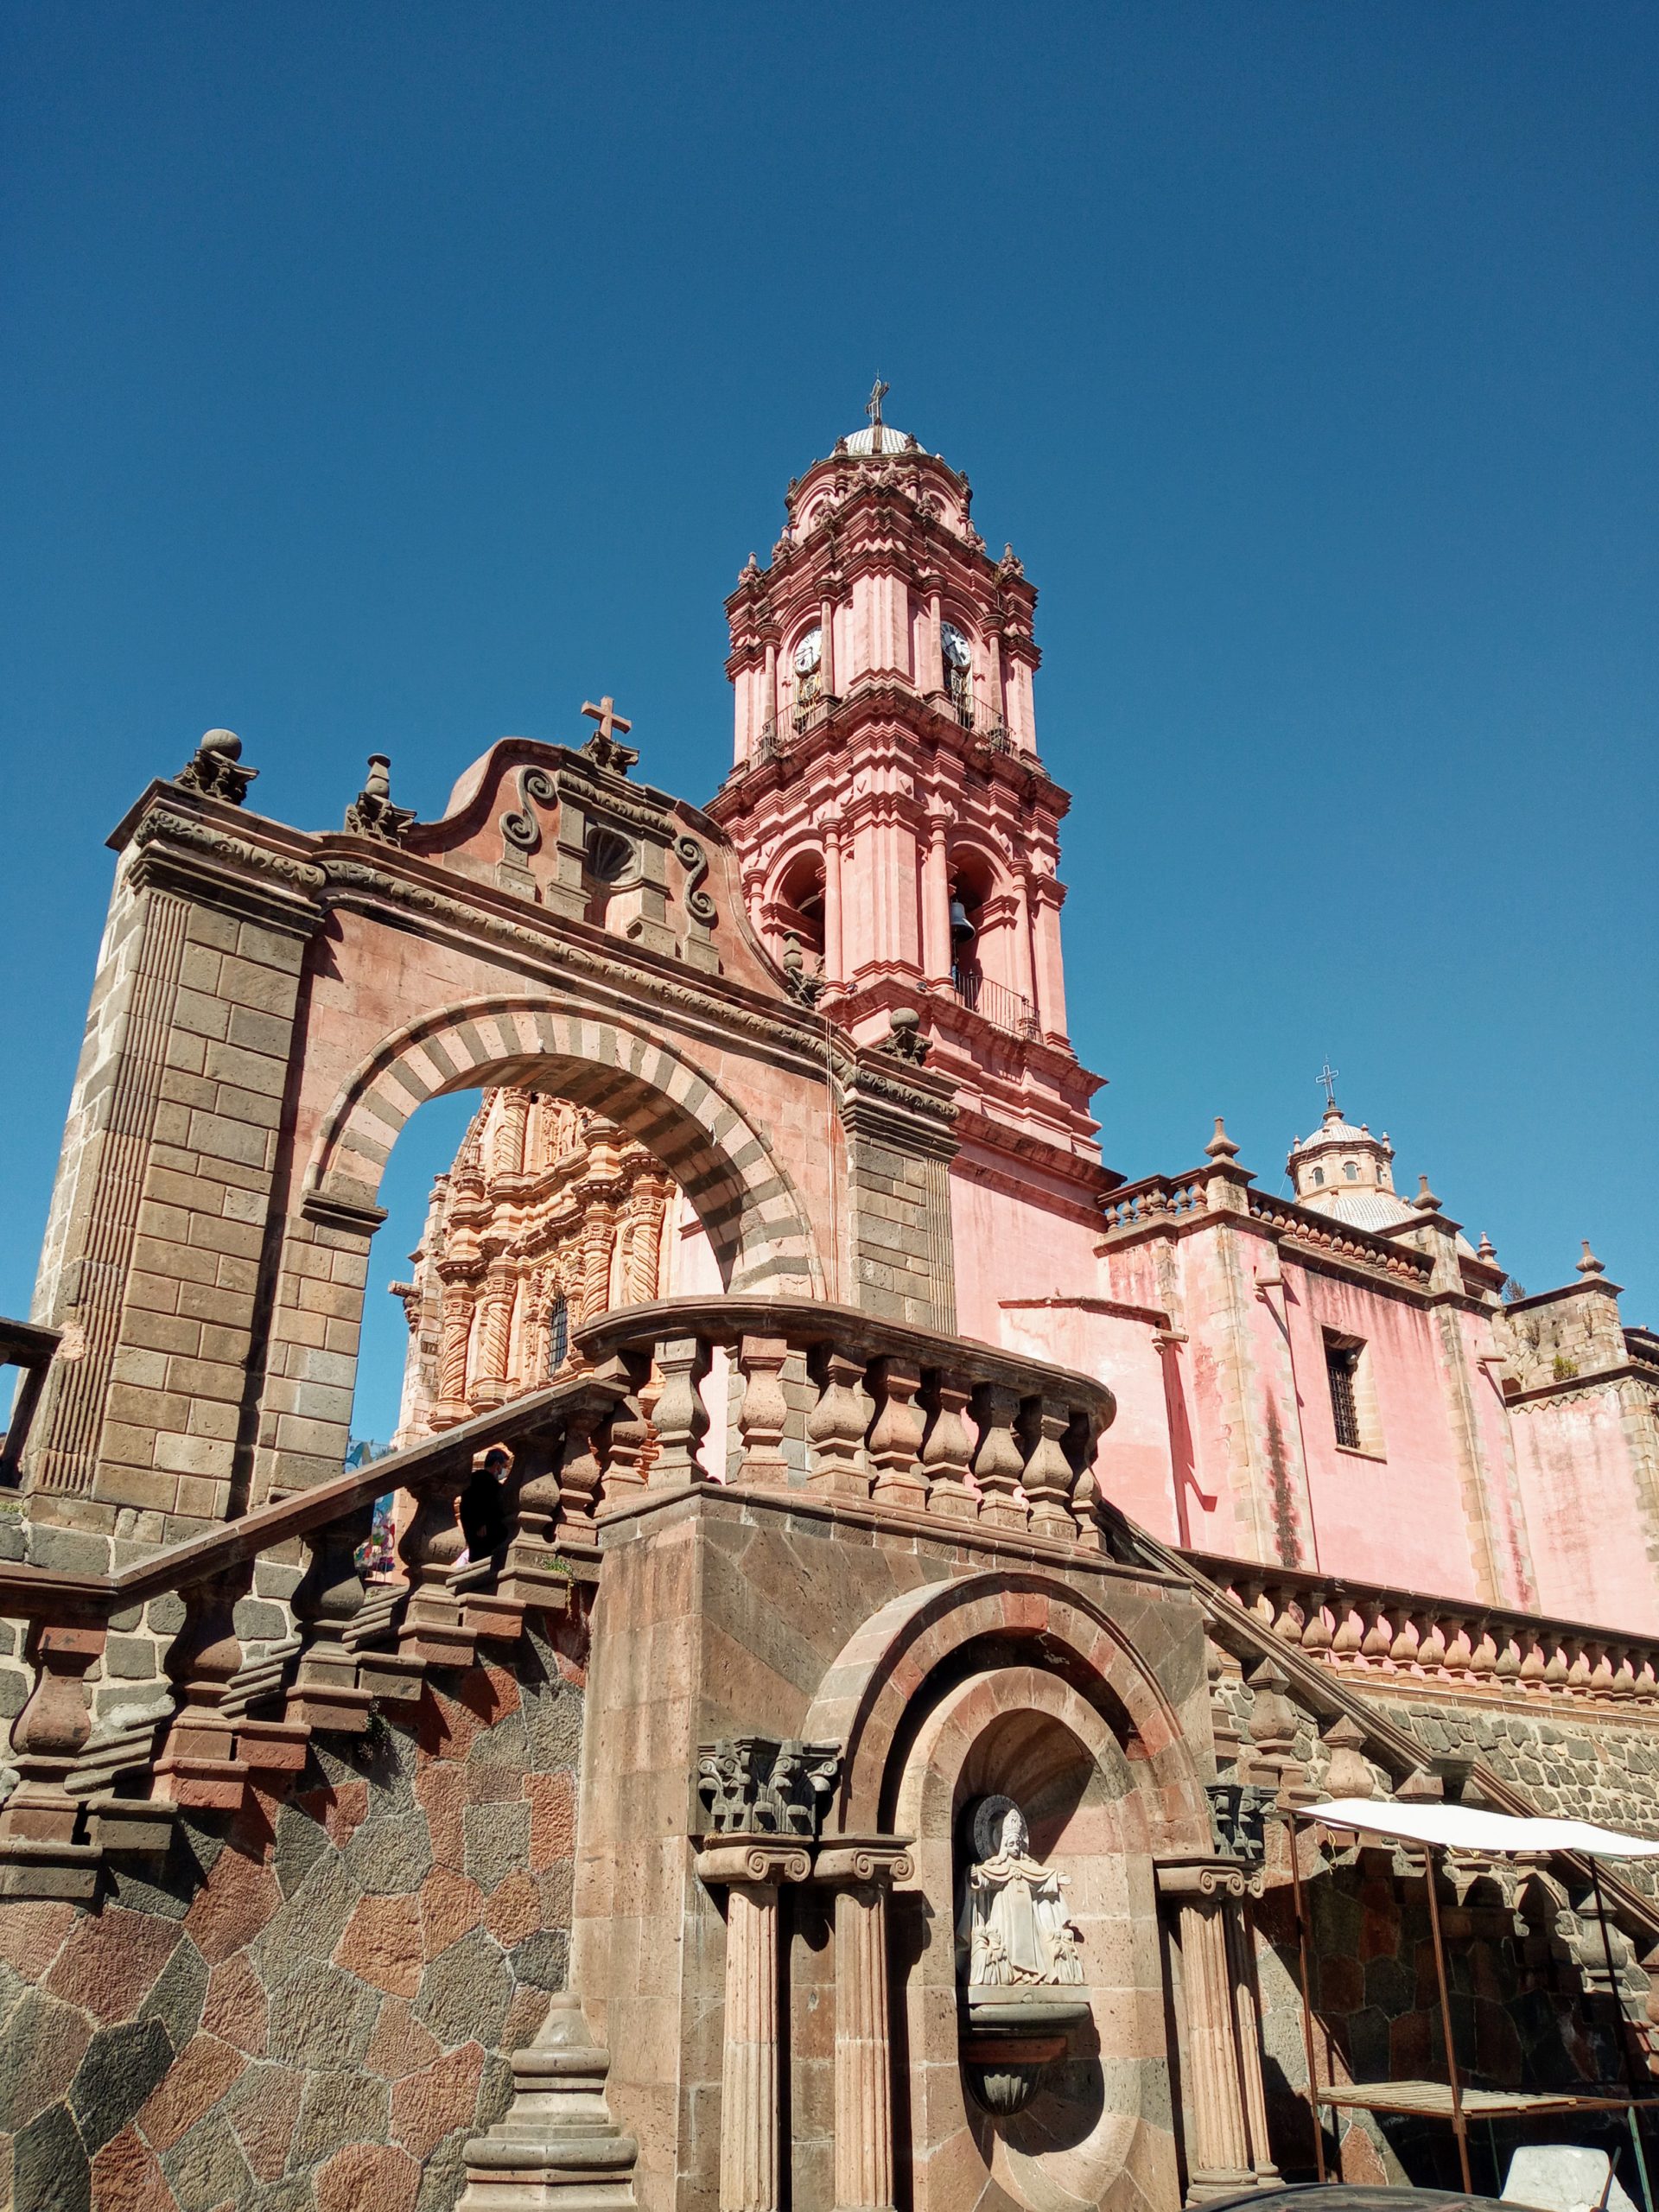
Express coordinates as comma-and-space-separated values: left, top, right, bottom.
575, 1296, 1115, 1546
0, 1302, 1112, 1900
1190, 1551, 1659, 1710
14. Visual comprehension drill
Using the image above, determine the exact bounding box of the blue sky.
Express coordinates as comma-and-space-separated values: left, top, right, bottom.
3, 3, 1655, 1443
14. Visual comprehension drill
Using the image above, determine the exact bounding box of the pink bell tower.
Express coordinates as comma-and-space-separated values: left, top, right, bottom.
705, 391, 1106, 1309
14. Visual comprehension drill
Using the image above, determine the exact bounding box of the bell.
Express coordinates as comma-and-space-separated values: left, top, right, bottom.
950, 898, 976, 944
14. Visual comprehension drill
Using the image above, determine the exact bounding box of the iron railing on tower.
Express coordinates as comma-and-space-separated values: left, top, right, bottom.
948, 966, 1039, 1039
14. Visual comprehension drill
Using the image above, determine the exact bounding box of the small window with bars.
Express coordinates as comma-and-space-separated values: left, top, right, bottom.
1323, 1330, 1382, 1455
547, 1294, 569, 1374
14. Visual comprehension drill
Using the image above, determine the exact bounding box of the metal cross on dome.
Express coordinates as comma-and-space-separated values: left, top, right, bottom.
1318, 1059, 1340, 1109
866, 377, 889, 429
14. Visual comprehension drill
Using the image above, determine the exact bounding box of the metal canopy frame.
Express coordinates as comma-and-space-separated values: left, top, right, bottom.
1286, 1807, 1659, 2208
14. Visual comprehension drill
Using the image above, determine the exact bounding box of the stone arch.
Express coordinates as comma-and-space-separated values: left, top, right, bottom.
803, 1570, 1211, 1852
306, 994, 823, 1297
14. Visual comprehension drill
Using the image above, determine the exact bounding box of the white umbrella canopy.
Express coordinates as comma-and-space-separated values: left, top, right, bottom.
1301, 1798, 1659, 1859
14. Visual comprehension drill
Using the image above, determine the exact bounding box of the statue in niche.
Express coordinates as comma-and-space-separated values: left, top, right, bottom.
959, 1795, 1084, 1987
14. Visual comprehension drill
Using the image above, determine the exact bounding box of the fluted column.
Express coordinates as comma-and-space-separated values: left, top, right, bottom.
696, 1840, 810, 2212
822, 825, 844, 983
920, 812, 952, 985
817, 1840, 913, 2212
1158, 1862, 1266, 2202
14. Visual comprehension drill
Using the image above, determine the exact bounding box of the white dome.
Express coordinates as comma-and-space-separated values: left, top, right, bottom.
842, 424, 920, 458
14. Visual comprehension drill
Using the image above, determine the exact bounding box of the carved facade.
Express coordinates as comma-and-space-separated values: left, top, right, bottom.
391, 1088, 680, 1444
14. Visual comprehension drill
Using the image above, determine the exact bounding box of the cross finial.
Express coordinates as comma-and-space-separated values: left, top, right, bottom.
1318, 1058, 1340, 1111
582, 696, 632, 745
866, 376, 889, 429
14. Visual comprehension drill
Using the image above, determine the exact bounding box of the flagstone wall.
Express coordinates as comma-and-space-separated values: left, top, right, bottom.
0, 1613, 584, 2212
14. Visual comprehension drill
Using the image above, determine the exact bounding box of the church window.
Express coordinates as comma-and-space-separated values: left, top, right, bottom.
1344, 1160, 1358, 1181
1325, 1340, 1361, 1449
547, 1294, 569, 1374
942, 621, 974, 723
1323, 1329, 1382, 1456
1310, 1166, 1325, 1187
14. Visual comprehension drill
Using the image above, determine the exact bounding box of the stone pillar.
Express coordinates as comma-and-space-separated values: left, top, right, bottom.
925, 588, 945, 696
1157, 1861, 1273, 2203
696, 1839, 810, 2212
920, 813, 951, 985
1028, 875, 1069, 1045
26, 801, 324, 1528
458, 1990, 639, 2211
492, 1089, 530, 1179
817, 1840, 913, 2212
822, 826, 844, 984
819, 594, 837, 696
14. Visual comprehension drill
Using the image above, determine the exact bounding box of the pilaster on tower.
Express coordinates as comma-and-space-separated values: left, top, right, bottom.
704, 400, 1103, 1176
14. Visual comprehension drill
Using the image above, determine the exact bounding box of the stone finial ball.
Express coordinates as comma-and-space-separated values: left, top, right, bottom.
890, 1007, 919, 1035
200, 728, 242, 758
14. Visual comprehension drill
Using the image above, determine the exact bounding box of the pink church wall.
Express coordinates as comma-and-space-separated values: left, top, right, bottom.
1283, 1264, 1483, 1599
1514, 1395, 1659, 1634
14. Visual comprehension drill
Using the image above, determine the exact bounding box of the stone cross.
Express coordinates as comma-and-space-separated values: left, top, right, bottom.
581, 696, 632, 745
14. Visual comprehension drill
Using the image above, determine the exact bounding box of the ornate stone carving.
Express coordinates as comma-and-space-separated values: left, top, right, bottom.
499, 765, 559, 860
958, 1796, 1083, 1987
697, 1736, 840, 1840
874, 1007, 931, 1065
175, 728, 257, 804
675, 833, 716, 924
343, 753, 416, 843
1205, 1780, 1276, 1865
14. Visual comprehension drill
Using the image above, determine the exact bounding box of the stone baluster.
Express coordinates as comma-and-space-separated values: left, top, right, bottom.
1329, 1601, 1363, 1661
696, 1839, 811, 2212
1298, 1592, 1333, 1658
1019, 1395, 1079, 1542
1634, 1650, 1659, 1704
1158, 1864, 1262, 2198
969, 1383, 1027, 1533
1389, 1611, 1422, 1669
806, 1344, 871, 1501
397, 1466, 477, 1669
1263, 1584, 1305, 1646
288, 1506, 376, 1732
1543, 1635, 1571, 1690
1437, 1612, 1471, 1677
920, 1373, 976, 1519
650, 1334, 712, 1486
497, 1425, 572, 1609
0, 1618, 106, 1899
594, 1354, 652, 1504
1359, 1599, 1394, 1662
1466, 1618, 1499, 1685
557, 1386, 616, 1528
1491, 1624, 1522, 1686
1517, 1630, 1548, 1691
1061, 1407, 1106, 1553
816, 1840, 913, 2212
156, 1563, 255, 1808
1610, 1645, 1639, 1701
735, 1335, 791, 1490
865, 1358, 925, 1510
1416, 1612, 1448, 1675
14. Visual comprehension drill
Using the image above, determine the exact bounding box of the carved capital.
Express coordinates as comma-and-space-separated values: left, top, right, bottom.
695, 1837, 813, 1887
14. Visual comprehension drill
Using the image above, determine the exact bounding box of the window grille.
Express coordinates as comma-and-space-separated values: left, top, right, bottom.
1326, 1341, 1361, 1449
548, 1294, 569, 1373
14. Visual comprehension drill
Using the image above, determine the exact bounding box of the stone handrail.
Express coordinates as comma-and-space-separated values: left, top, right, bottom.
0, 1298, 1117, 1900
574, 1294, 1116, 1543
1187, 1549, 1659, 1708
0, 1366, 626, 1897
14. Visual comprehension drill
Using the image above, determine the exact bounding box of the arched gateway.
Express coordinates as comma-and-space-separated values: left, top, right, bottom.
24, 728, 955, 1522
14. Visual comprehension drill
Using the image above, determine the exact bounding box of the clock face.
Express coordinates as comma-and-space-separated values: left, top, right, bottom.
794, 627, 823, 675
941, 621, 972, 670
